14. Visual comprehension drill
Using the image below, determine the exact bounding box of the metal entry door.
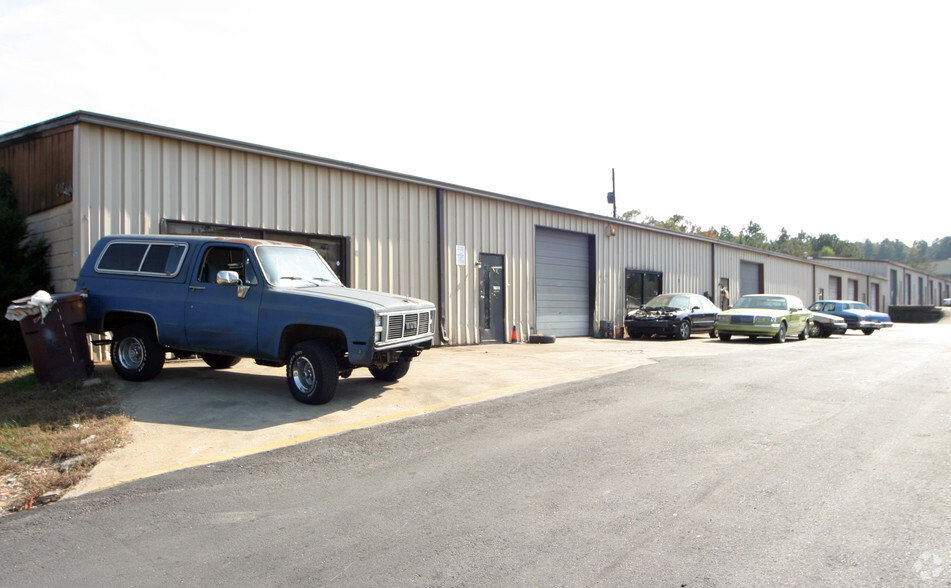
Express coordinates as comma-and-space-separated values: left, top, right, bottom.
479, 253, 506, 342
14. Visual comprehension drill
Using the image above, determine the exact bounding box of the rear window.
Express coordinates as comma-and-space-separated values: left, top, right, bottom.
96, 241, 188, 276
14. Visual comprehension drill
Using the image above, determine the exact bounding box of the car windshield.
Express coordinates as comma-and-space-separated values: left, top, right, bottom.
733, 296, 788, 310
644, 294, 690, 310
256, 246, 343, 287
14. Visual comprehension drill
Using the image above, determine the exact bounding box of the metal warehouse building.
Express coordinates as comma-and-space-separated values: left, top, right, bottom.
2, 111, 949, 347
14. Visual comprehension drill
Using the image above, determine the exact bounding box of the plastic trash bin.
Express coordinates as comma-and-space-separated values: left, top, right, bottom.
6, 291, 94, 385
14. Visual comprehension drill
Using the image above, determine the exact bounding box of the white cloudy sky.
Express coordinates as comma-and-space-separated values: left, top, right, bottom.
2, 0, 949, 245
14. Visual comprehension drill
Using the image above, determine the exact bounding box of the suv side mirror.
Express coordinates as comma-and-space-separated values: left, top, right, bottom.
217, 270, 250, 299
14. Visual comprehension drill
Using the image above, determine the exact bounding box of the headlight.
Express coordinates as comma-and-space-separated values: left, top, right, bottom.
754, 316, 774, 324
375, 317, 384, 342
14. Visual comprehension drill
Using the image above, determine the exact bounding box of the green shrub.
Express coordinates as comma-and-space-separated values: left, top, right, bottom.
0, 169, 52, 367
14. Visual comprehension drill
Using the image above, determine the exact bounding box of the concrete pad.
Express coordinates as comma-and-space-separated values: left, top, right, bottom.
68, 335, 729, 497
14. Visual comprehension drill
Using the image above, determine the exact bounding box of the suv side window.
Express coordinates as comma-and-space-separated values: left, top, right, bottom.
198, 246, 258, 285
97, 242, 187, 276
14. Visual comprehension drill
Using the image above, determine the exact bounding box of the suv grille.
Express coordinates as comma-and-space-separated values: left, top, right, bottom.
384, 311, 434, 342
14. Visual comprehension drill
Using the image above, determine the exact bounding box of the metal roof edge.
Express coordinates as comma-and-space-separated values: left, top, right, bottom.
4, 112, 948, 285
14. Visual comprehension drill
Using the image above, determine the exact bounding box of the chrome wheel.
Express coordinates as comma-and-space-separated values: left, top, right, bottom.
117, 337, 145, 371
291, 355, 316, 394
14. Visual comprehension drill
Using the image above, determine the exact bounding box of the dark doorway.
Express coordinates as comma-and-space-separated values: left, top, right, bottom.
479, 253, 506, 342
625, 270, 662, 311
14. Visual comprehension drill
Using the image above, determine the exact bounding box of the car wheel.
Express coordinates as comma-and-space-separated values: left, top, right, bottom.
111, 323, 165, 381
709, 326, 718, 338
286, 341, 338, 404
718, 333, 732, 341
862, 328, 875, 335
773, 322, 787, 343
808, 321, 823, 339
798, 321, 810, 341
676, 320, 691, 340
202, 353, 241, 369
626, 328, 642, 339
369, 360, 411, 382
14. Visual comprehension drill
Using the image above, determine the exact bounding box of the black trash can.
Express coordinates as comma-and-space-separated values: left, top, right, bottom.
12, 292, 94, 385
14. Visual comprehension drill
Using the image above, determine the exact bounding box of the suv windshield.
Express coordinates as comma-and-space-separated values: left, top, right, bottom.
256, 246, 343, 287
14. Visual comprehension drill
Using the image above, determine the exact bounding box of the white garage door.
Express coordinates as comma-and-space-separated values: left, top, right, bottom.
535, 228, 590, 337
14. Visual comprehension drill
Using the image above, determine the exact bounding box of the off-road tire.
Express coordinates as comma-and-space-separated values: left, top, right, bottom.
369, 360, 411, 382
111, 323, 165, 381
286, 341, 338, 404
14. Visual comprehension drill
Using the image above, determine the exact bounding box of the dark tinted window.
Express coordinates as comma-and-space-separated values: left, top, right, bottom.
141, 244, 186, 274
97, 242, 187, 276
98, 243, 149, 272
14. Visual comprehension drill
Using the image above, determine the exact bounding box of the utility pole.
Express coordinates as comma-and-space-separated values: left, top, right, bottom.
606, 168, 616, 218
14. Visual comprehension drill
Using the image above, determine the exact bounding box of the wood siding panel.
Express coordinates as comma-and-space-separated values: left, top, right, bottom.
0, 127, 73, 213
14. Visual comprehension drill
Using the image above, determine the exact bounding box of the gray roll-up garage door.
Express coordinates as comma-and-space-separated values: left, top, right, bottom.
535, 228, 591, 337
740, 261, 763, 298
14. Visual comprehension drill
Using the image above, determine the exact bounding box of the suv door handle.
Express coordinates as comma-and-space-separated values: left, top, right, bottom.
189, 286, 206, 291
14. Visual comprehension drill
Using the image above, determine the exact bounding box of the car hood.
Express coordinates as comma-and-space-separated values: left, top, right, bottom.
278, 285, 434, 312
628, 308, 688, 319
812, 311, 846, 323
717, 308, 799, 318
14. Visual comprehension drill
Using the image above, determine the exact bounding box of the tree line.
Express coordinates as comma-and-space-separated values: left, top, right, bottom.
619, 209, 951, 271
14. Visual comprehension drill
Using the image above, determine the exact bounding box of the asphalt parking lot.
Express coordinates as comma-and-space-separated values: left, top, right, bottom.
68, 334, 740, 497
68, 310, 950, 499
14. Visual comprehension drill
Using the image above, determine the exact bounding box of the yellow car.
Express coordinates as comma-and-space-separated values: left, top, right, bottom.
715, 294, 812, 343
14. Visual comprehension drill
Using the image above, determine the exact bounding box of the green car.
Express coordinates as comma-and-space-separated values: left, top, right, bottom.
715, 294, 812, 343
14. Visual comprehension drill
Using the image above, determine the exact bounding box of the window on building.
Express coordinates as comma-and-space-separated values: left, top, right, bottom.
163, 220, 348, 285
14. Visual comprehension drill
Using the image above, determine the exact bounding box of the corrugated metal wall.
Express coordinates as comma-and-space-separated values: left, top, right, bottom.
73, 123, 438, 305
24, 116, 943, 355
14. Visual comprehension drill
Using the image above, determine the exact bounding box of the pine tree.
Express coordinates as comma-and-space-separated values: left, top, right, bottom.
0, 169, 52, 366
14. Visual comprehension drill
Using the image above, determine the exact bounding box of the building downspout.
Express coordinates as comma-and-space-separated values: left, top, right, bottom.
436, 188, 449, 344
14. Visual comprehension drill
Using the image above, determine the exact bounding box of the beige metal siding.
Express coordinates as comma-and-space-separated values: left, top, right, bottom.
25, 203, 73, 294
440, 196, 721, 344
73, 122, 438, 308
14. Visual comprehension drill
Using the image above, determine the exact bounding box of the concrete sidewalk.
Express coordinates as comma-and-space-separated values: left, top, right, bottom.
68, 336, 730, 497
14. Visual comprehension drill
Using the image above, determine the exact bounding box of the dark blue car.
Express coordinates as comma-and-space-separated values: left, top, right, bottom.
808, 300, 893, 335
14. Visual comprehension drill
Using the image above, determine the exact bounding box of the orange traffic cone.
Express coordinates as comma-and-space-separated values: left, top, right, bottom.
511, 325, 519, 343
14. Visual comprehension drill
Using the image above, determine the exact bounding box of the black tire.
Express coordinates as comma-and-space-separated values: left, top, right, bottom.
718, 333, 732, 341
202, 354, 241, 369
286, 341, 338, 404
111, 323, 165, 381
708, 326, 718, 339
528, 334, 556, 344
862, 328, 875, 336
369, 360, 411, 382
773, 322, 787, 343
798, 321, 810, 341
675, 320, 691, 340
627, 328, 642, 339
808, 321, 823, 339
